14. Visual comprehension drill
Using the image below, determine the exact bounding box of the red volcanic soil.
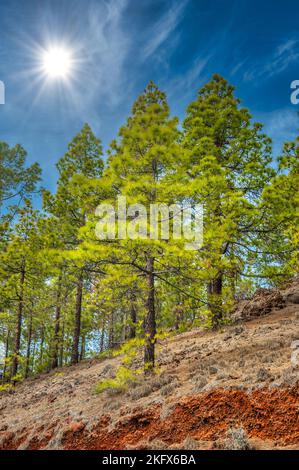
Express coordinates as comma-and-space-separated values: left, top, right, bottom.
1, 384, 298, 450
1, 281, 299, 450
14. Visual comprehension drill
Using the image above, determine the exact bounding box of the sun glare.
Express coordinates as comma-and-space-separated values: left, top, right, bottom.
42, 47, 72, 79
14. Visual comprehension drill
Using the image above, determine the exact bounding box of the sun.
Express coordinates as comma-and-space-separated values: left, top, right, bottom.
42, 46, 73, 79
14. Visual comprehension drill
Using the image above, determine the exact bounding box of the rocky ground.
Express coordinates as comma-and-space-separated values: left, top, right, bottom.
0, 281, 298, 450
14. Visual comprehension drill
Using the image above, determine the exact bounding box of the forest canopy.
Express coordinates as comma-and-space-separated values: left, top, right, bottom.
0, 75, 298, 383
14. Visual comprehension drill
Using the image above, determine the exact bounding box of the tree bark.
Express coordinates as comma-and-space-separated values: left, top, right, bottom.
99, 319, 105, 353
51, 273, 62, 369
2, 328, 10, 383
128, 288, 137, 339
31, 339, 36, 373
39, 326, 45, 364
11, 261, 25, 379
71, 272, 83, 365
208, 273, 223, 328
144, 256, 156, 374
109, 310, 117, 349
59, 321, 65, 367
80, 335, 85, 361
25, 312, 33, 378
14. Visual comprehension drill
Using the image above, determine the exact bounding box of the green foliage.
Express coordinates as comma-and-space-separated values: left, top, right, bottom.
0, 141, 41, 216
0, 383, 13, 393
95, 365, 139, 394
0, 75, 297, 382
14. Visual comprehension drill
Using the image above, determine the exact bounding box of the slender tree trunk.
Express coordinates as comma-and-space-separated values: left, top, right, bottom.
144, 256, 156, 374
71, 272, 83, 365
39, 326, 45, 364
122, 311, 127, 343
51, 273, 62, 369
2, 328, 10, 383
128, 288, 137, 339
11, 261, 25, 379
31, 339, 36, 373
208, 273, 223, 328
174, 298, 183, 330
99, 320, 105, 353
109, 310, 116, 349
59, 321, 65, 367
25, 312, 33, 378
80, 335, 85, 361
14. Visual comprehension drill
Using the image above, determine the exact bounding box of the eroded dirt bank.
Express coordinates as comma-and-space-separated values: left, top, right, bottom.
63, 385, 299, 450
0, 281, 299, 450
1, 385, 298, 450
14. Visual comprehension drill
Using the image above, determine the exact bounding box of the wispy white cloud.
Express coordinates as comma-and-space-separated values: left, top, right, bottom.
243, 38, 299, 82
165, 55, 210, 99
143, 0, 189, 59
79, 0, 130, 106
257, 108, 299, 157
70, 0, 192, 130
56, 0, 133, 135
230, 59, 247, 76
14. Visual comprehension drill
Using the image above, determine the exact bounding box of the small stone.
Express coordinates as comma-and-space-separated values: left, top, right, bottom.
234, 326, 244, 335
286, 293, 299, 304
69, 421, 85, 433
257, 368, 271, 382
224, 334, 232, 341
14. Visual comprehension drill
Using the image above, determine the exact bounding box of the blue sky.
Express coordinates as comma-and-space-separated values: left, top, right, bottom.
0, 0, 299, 192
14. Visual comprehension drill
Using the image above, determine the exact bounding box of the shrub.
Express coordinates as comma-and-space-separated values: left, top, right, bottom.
128, 373, 176, 400
160, 383, 176, 397
183, 436, 200, 450
95, 365, 139, 394
224, 427, 252, 450
0, 383, 13, 393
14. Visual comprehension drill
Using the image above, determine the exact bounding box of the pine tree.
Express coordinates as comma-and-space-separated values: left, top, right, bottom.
43, 124, 104, 365
260, 137, 299, 279
182, 74, 274, 326
88, 82, 183, 373
0, 201, 44, 378
0, 141, 41, 218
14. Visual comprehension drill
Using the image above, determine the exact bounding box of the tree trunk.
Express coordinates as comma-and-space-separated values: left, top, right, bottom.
11, 261, 25, 379
174, 298, 183, 330
71, 272, 83, 365
99, 319, 105, 353
144, 256, 156, 374
39, 326, 45, 364
59, 321, 65, 367
2, 328, 10, 383
208, 273, 223, 328
51, 274, 62, 369
80, 335, 85, 361
128, 288, 137, 339
31, 339, 36, 373
25, 312, 33, 378
108, 310, 116, 349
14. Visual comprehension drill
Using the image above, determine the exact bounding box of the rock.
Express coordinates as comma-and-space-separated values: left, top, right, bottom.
100, 364, 115, 378
69, 421, 85, 433
233, 326, 244, 335
224, 334, 232, 341
285, 293, 299, 304
193, 376, 208, 391
257, 368, 271, 382
233, 289, 285, 321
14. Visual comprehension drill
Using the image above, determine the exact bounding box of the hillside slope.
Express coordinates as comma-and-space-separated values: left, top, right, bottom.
0, 282, 299, 450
